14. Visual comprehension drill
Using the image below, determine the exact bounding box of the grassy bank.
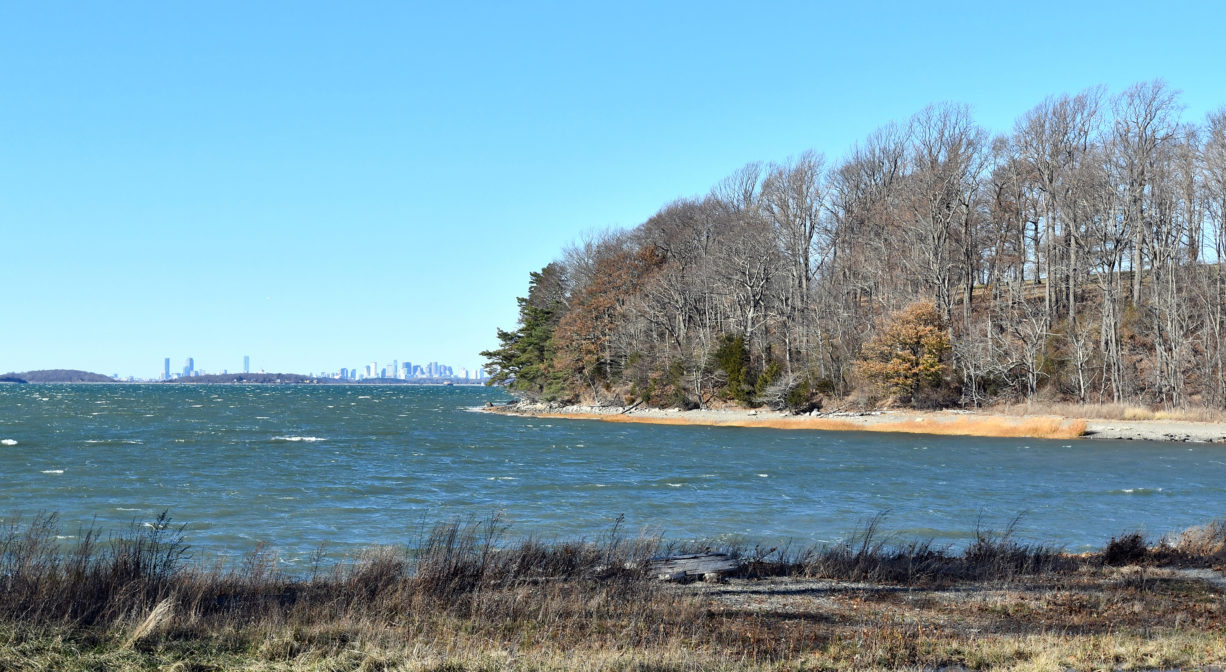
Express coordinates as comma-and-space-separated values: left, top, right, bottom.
528, 409, 1090, 440
2, 513, 1224, 670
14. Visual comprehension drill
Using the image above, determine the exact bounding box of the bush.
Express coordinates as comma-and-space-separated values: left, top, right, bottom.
1103, 532, 1149, 566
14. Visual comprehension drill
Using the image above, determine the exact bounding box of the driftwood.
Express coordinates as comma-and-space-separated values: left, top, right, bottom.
648, 553, 740, 582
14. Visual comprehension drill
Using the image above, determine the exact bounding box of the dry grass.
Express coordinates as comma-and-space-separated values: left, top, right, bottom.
538, 411, 1089, 439
2, 512, 1225, 670
998, 401, 1226, 423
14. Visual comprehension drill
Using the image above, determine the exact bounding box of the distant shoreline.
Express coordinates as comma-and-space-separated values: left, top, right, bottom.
485, 402, 1226, 443
0, 369, 486, 386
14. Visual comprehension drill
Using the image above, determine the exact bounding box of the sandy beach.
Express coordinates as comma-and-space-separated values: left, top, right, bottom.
486, 402, 1226, 443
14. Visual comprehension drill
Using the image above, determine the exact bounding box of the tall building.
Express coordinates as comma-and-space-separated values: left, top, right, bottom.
183, 357, 194, 377
163, 358, 170, 381
243, 355, 250, 373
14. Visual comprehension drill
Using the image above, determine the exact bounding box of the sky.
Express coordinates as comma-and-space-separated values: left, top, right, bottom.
2, 1, 1224, 379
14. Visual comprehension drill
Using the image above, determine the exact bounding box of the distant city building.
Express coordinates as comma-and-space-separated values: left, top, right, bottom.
183, 357, 194, 377
163, 358, 170, 381
243, 355, 250, 373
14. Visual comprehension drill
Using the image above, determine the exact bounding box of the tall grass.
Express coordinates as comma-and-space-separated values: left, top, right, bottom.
545, 411, 1088, 439
3, 512, 1225, 669
998, 401, 1226, 423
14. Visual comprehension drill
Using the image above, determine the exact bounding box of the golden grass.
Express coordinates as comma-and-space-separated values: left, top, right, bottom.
535, 411, 1089, 440
998, 401, 1226, 424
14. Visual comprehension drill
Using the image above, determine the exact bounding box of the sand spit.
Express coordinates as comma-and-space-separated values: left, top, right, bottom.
485, 402, 1226, 442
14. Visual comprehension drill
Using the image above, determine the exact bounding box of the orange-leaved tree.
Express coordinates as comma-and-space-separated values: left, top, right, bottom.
856, 300, 953, 406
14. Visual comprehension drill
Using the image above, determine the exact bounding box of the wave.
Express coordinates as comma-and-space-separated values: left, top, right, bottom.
41, 469, 64, 474
1, 439, 16, 446
272, 435, 327, 442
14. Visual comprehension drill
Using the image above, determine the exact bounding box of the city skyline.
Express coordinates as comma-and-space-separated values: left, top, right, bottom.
155, 354, 486, 382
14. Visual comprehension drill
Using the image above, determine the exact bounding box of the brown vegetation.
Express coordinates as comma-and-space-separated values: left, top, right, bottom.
532, 409, 1089, 440
3, 512, 1225, 670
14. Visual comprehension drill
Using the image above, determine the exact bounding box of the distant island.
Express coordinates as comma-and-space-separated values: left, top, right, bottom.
0, 369, 116, 384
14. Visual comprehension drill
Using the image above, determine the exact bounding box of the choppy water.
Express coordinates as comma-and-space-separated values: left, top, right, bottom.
1, 384, 1223, 562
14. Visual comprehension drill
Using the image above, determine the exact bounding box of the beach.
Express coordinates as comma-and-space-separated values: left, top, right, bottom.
486, 402, 1226, 443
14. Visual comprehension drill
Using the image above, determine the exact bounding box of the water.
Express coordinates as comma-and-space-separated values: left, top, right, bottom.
1, 384, 1223, 562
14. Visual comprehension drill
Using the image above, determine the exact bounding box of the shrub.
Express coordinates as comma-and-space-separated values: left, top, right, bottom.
1103, 532, 1149, 566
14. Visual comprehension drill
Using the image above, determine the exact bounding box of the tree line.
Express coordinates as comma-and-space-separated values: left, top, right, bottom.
484, 81, 1226, 411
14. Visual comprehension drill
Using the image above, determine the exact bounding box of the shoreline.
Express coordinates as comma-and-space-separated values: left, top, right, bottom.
485, 402, 1226, 443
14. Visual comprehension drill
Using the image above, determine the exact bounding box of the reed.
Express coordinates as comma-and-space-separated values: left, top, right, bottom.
2, 512, 1224, 670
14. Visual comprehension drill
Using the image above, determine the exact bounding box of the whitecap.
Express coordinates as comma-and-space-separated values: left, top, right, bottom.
272, 436, 326, 442
668, 483, 683, 487
757, 473, 769, 478
116, 507, 140, 511
1, 439, 17, 446
487, 476, 517, 481
42, 469, 64, 474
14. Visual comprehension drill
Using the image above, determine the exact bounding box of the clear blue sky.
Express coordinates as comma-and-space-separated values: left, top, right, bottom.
3, 1, 1223, 378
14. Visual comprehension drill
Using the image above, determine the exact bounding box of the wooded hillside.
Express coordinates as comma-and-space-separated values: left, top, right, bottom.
484, 82, 1226, 411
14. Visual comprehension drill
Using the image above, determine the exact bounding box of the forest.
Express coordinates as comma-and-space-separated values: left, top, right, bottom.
483, 81, 1226, 411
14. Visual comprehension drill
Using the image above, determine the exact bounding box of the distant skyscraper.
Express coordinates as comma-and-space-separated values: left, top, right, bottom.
243, 355, 250, 373
183, 357, 194, 377
163, 358, 170, 381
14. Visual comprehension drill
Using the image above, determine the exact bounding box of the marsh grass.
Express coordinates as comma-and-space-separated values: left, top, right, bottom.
999, 401, 1226, 423
1, 512, 1224, 670
547, 411, 1089, 439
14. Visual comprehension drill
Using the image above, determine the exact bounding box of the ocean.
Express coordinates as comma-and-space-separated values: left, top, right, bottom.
1, 383, 1223, 564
